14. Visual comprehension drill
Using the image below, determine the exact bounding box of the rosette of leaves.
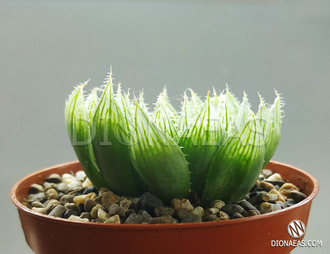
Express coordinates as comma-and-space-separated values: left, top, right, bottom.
65, 71, 283, 205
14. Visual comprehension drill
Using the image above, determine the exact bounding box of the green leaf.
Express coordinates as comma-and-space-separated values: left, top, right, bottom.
130, 103, 190, 204
91, 73, 142, 196
64, 82, 108, 189
201, 115, 265, 205
178, 92, 224, 196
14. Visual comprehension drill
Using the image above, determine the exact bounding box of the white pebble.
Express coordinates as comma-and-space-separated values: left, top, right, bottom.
266, 173, 282, 181
75, 171, 86, 182
82, 178, 92, 188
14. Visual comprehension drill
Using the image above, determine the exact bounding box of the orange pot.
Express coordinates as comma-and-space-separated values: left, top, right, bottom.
11, 161, 318, 254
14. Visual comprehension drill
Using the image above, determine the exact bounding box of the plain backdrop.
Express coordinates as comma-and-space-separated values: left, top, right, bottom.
1, 0, 329, 253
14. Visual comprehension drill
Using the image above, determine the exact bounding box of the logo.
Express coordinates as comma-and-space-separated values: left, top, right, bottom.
287, 220, 306, 238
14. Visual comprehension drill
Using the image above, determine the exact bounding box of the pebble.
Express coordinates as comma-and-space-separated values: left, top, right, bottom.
268, 189, 286, 203
80, 212, 92, 221
46, 173, 62, 183
190, 206, 204, 217
140, 192, 163, 215
99, 188, 109, 195
63, 209, 78, 219
171, 198, 193, 211
261, 169, 273, 178
208, 200, 225, 210
154, 206, 175, 217
181, 215, 202, 223
75, 171, 86, 182
125, 214, 145, 224
56, 183, 68, 193
287, 190, 307, 203
259, 181, 275, 191
262, 193, 278, 202
120, 199, 132, 212
60, 194, 75, 205
97, 208, 109, 221
44, 199, 60, 208
31, 201, 45, 208
238, 200, 257, 211
84, 198, 97, 212
279, 183, 299, 196
73, 193, 97, 204
109, 204, 125, 217
102, 191, 120, 209
175, 209, 194, 221
130, 197, 142, 212
64, 203, 79, 213
28, 192, 46, 202
266, 173, 282, 181
105, 215, 121, 224
204, 208, 219, 216
43, 182, 58, 191
259, 202, 281, 214
231, 213, 244, 219
202, 214, 217, 222
82, 186, 99, 195
138, 210, 152, 222
91, 204, 105, 219
48, 205, 66, 217
276, 201, 287, 209
249, 191, 267, 205
125, 209, 136, 218
29, 184, 44, 194
285, 199, 296, 207
221, 204, 245, 216
67, 181, 83, 192
218, 211, 230, 220
46, 188, 59, 200
244, 210, 261, 217
82, 178, 92, 188
68, 215, 89, 222
32, 207, 48, 214
148, 216, 174, 224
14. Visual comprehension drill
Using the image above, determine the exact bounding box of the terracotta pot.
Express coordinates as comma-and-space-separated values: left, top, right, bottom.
11, 160, 318, 254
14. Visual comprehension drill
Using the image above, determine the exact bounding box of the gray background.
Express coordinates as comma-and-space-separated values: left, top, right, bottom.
1, 0, 329, 253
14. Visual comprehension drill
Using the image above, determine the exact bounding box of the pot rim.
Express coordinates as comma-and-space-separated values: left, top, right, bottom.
11, 160, 319, 230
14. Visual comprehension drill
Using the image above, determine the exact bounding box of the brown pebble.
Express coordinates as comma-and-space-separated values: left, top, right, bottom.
102, 191, 120, 209
105, 215, 121, 224
84, 198, 97, 212
46, 188, 59, 200
259, 181, 275, 190
154, 206, 175, 217
244, 210, 261, 217
171, 198, 193, 211
148, 216, 174, 224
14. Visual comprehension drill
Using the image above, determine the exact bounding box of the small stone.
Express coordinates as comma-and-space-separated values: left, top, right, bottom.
249, 191, 267, 205
154, 206, 175, 217
287, 190, 307, 203
109, 204, 125, 217
32, 207, 48, 214
82, 178, 92, 188
94, 195, 103, 205
125, 213, 145, 224
208, 200, 225, 210
43, 182, 58, 191
204, 208, 219, 216
285, 199, 296, 207
102, 191, 120, 209
46, 188, 59, 200
202, 214, 217, 222
262, 193, 278, 202
268, 189, 286, 203
218, 211, 230, 220
82, 186, 98, 195
44, 199, 60, 208
105, 214, 121, 224
221, 204, 245, 216
148, 216, 174, 224
244, 210, 261, 217
140, 192, 163, 215
56, 183, 68, 193
259, 202, 281, 214
91, 204, 105, 219
48, 205, 66, 217
265, 180, 286, 187
73, 192, 97, 204
68, 215, 89, 222
120, 199, 132, 212
231, 213, 244, 219
125, 209, 136, 218
63, 209, 78, 219
67, 181, 83, 192
279, 183, 299, 196
97, 208, 109, 221
46, 173, 62, 183
64, 203, 79, 213
99, 188, 109, 195
84, 198, 97, 212
190, 206, 204, 217
258, 174, 265, 181
175, 209, 193, 221
80, 212, 92, 221
28, 192, 46, 202
266, 173, 282, 181
261, 169, 273, 178
181, 215, 202, 223
249, 191, 259, 199
259, 181, 275, 191
238, 200, 257, 211
75, 171, 86, 182
276, 201, 287, 209
29, 184, 44, 194
22, 201, 31, 208
31, 201, 45, 208
171, 198, 193, 212
60, 194, 74, 205
138, 210, 152, 222
130, 197, 142, 212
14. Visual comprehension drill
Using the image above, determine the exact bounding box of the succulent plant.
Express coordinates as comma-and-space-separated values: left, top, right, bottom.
65, 70, 283, 205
